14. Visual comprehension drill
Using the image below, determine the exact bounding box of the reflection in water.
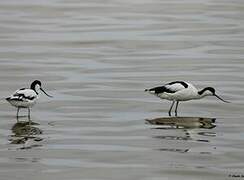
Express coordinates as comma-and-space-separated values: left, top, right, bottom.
198, 132, 216, 137
158, 148, 189, 153
146, 117, 217, 153
9, 117, 43, 149
146, 117, 216, 129
15, 157, 40, 163
153, 129, 192, 141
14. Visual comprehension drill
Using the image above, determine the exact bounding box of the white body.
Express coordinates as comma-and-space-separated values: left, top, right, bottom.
6, 88, 38, 108
149, 82, 203, 101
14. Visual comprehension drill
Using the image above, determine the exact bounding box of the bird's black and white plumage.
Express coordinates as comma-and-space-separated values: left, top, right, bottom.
6, 80, 52, 119
145, 81, 229, 116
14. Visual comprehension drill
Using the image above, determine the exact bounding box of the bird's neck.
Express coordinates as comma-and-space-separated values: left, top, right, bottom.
30, 86, 39, 94
30, 84, 35, 91
197, 89, 209, 99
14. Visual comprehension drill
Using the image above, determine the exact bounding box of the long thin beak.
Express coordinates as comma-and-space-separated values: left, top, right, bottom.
40, 88, 53, 98
214, 94, 230, 103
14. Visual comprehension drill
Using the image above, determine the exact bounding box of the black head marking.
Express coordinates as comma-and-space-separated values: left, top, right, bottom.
30, 80, 42, 90
198, 87, 215, 95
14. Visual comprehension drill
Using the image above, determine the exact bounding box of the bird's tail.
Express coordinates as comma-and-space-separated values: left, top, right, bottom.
2, 97, 9, 101
144, 88, 156, 94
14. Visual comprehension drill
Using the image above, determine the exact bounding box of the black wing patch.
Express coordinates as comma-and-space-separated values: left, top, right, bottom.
6, 97, 24, 101
148, 86, 176, 94
16, 93, 36, 100
7, 93, 36, 101
167, 81, 188, 88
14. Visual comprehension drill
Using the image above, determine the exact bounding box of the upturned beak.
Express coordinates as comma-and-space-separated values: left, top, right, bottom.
214, 94, 230, 103
40, 88, 53, 98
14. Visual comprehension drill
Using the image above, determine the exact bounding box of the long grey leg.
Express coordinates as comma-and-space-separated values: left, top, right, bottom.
28, 108, 31, 118
16, 107, 20, 121
168, 101, 175, 116
175, 101, 179, 116
28, 108, 31, 125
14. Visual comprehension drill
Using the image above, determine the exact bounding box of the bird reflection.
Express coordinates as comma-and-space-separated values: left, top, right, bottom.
157, 148, 189, 153
9, 116, 43, 149
146, 116, 216, 129
146, 116, 217, 153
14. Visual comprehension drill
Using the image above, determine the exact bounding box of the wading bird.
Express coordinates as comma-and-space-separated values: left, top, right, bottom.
6, 80, 52, 119
145, 81, 229, 116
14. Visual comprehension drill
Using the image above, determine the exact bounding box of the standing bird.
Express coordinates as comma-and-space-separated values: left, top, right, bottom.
145, 81, 229, 116
6, 80, 53, 119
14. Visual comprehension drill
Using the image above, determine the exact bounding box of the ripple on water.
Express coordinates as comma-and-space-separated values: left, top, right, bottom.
0, 0, 244, 180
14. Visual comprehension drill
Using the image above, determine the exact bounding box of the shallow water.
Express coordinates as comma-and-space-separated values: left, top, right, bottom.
0, 0, 244, 179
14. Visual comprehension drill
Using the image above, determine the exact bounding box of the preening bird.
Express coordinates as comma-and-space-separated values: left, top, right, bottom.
145, 81, 229, 116
6, 80, 53, 119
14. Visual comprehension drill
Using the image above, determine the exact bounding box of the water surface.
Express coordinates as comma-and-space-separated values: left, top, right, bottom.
0, 0, 244, 180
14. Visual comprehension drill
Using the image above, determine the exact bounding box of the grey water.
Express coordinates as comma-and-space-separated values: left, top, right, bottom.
0, 0, 244, 180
